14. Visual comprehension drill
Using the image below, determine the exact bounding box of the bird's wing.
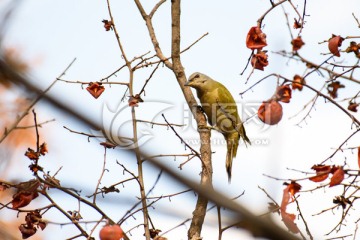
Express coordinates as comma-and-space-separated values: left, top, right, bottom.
214, 87, 238, 120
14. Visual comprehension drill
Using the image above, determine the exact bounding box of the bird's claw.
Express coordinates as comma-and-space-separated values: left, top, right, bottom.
196, 105, 205, 114
197, 124, 219, 132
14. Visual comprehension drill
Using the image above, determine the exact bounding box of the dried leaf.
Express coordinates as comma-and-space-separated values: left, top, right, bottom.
275, 85, 292, 103
39, 142, 48, 156
149, 229, 162, 238
292, 75, 306, 91
309, 173, 329, 183
86, 82, 105, 99
281, 212, 300, 234
333, 195, 351, 209
311, 164, 331, 172
12, 191, 39, 209
309, 164, 331, 182
348, 102, 359, 112
293, 18, 302, 29
345, 41, 360, 58
128, 94, 144, 107
328, 34, 344, 57
25, 148, 39, 160
329, 167, 345, 187
251, 51, 269, 71
327, 81, 345, 98
287, 181, 302, 196
291, 36, 305, 51
12, 180, 41, 209
19, 224, 37, 239
102, 19, 113, 31
246, 26, 267, 50
280, 185, 291, 212
280, 184, 300, 234
25, 211, 46, 230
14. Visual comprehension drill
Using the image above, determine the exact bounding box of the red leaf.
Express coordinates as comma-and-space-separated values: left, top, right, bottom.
281, 212, 300, 234
12, 180, 40, 209
128, 94, 144, 107
280, 185, 291, 212
309, 165, 331, 182
19, 224, 37, 239
39, 142, 48, 156
311, 164, 331, 172
275, 85, 292, 103
25, 148, 39, 160
102, 19, 113, 31
348, 102, 359, 112
288, 181, 302, 196
291, 36, 305, 52
280, 184, 300, 234
12, 191, 39, 209
293, 18, 302, 29
328, 34, 344, 57
246, 26, 267, 50
309, 173, 329, 183
292, 75, 306, 91
327, 81, 345, 99
86, 82, 105, 99
251, 51, 269, 71
329, 167, 345, 187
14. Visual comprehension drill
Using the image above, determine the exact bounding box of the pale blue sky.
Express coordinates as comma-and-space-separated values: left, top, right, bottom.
1, 0, 360, 239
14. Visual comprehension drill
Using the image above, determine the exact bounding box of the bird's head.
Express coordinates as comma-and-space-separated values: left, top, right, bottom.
184, 72, 211, 90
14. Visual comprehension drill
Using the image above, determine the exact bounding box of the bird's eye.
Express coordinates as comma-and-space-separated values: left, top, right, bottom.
194, 74, 200, 79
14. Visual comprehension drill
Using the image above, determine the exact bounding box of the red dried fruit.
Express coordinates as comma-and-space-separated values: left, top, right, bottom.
99, 224, 124, 240
257, 100, 283, 125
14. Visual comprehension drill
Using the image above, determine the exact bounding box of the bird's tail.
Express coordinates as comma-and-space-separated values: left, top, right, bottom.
226, 135, 239, 183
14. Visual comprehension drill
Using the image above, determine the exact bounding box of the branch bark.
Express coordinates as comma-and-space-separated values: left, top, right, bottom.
170, 1, 212, 240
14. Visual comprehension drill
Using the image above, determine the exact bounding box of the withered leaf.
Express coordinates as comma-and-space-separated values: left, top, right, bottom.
329, 167, 345, 187
246, 26, 267, 50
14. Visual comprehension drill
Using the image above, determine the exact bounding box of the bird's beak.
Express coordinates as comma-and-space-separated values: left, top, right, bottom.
184, 81, 190, 86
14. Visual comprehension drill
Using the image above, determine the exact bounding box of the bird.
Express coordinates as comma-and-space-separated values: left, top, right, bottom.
184, 72, 250, 182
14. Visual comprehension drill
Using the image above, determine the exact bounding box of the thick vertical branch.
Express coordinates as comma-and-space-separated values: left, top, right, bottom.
170, 1, 213, 240
134, 0, 212, 239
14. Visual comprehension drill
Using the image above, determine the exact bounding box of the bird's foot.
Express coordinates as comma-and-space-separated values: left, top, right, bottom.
196, 105, 205, 114
197, 124, 219, 132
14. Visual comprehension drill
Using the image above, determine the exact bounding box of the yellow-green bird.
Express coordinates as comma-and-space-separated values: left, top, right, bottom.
185, 72, 250, 182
